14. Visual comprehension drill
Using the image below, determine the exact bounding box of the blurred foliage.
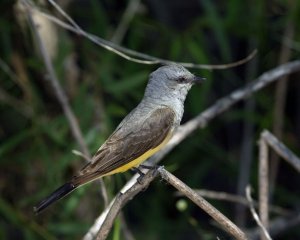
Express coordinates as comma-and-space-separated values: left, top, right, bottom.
1, 0, 300, 239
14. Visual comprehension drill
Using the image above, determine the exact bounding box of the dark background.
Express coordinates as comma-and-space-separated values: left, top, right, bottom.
1, 0, 300, 239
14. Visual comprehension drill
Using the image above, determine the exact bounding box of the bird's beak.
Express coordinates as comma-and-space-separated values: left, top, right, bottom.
192, 76, 205, 84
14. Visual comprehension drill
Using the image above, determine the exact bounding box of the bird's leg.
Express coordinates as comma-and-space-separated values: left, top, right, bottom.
131, 167, 146, 184
133, 165, 161, 184
139, 164, 161, 178
139, 164, 159, 170
131, 167, 145, 176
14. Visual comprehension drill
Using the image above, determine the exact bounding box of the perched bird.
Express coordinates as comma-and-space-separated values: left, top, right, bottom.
34, 64, 204, 214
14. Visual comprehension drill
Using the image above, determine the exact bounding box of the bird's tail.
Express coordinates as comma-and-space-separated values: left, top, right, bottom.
33, 182, 76, 214
33, 172, 104, 214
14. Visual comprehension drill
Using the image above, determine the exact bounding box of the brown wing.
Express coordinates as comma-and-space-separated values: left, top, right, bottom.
72, 107, 176, 186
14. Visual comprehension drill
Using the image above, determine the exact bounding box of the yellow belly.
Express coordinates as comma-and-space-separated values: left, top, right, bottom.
104, 134, 172, 176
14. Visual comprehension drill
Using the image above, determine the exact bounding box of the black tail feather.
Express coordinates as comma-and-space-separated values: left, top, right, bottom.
34, 182, 76, 214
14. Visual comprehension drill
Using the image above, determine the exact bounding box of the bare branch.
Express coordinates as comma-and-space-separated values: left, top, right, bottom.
83, 174, 142, 240
158, 168, 248, 240
247, 213, 300, 240
95, 167, 247, 240
246, 186, 272, 240
186, 189, 291, 216
96, 169, 159, 240
24, 2, 109, 205
25, 5, 90, 158
22, 0, 257, 70
259, 132, 269, 240
262, 130, 300, 173
270, 0, 295, 197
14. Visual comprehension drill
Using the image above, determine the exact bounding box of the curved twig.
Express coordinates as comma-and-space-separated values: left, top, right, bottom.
22, 0, 257, 70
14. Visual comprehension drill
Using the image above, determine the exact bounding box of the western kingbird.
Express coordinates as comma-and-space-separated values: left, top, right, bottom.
34, 64, 204, 214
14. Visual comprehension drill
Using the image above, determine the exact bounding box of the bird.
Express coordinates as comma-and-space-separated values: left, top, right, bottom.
34, 64, 204, 214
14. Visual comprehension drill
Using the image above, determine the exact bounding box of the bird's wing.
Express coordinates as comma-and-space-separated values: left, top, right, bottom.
72, 106, 176, 186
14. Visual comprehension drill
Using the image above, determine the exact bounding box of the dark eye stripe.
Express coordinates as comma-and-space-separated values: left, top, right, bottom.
177, 77, 186, 83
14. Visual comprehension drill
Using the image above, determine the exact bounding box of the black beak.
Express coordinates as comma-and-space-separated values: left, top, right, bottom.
192, 76, 205, 84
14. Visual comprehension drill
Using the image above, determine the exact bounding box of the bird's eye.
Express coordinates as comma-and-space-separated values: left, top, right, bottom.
177, 77, 186, 83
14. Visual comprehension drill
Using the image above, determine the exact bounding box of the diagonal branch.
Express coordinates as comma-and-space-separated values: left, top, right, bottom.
25, 4, 109, 205
96, 167, 248, 240
262, 130, 300, 173
159, 168, 248, 240
257, 129, 300, 240
259, 132, 269, 240
184, 189, 291, 216
246, 186, 272, 240
25, 6, 90, 158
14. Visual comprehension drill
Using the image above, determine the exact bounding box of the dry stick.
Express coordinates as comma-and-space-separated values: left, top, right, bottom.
262, 130, 300, 173
247, 213, 300, 240
257, 130, 300, 240
25, 7, 109, 205
189, 189, 291, 216
83, 173, 142, 240
85, 61, 300, 239
246, 186, 272, 240
25, 0, 257, 70
258, 132, 269, 240
26, 9, 89, 158
96, 167, 247, 240
271, 2, 295, 196
96, 169, 159, 240
158, 168, 248, 240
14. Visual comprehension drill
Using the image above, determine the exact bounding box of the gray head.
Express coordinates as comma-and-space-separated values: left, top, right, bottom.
144, 64, 204, 102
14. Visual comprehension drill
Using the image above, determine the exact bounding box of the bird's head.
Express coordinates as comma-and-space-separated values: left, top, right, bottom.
145, 64, 204, 100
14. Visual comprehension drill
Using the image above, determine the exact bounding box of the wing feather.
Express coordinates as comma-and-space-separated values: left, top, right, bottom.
73, 107, 175, 186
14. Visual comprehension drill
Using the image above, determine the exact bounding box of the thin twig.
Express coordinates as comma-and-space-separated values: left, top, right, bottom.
158, 168, 248, 240
23, 0, 257, 70
186, 189, 291, 216
96, 169, 159, 240
246, 186, 272, 240
96, 167, 247, 240
83, 173, 142, 240
262, 130, 300, 173
24, 3, 109, 205
259, 132, 269, 240
25, 6, 90, 158
247, 213, 300, 240
271, 0, 295, 196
